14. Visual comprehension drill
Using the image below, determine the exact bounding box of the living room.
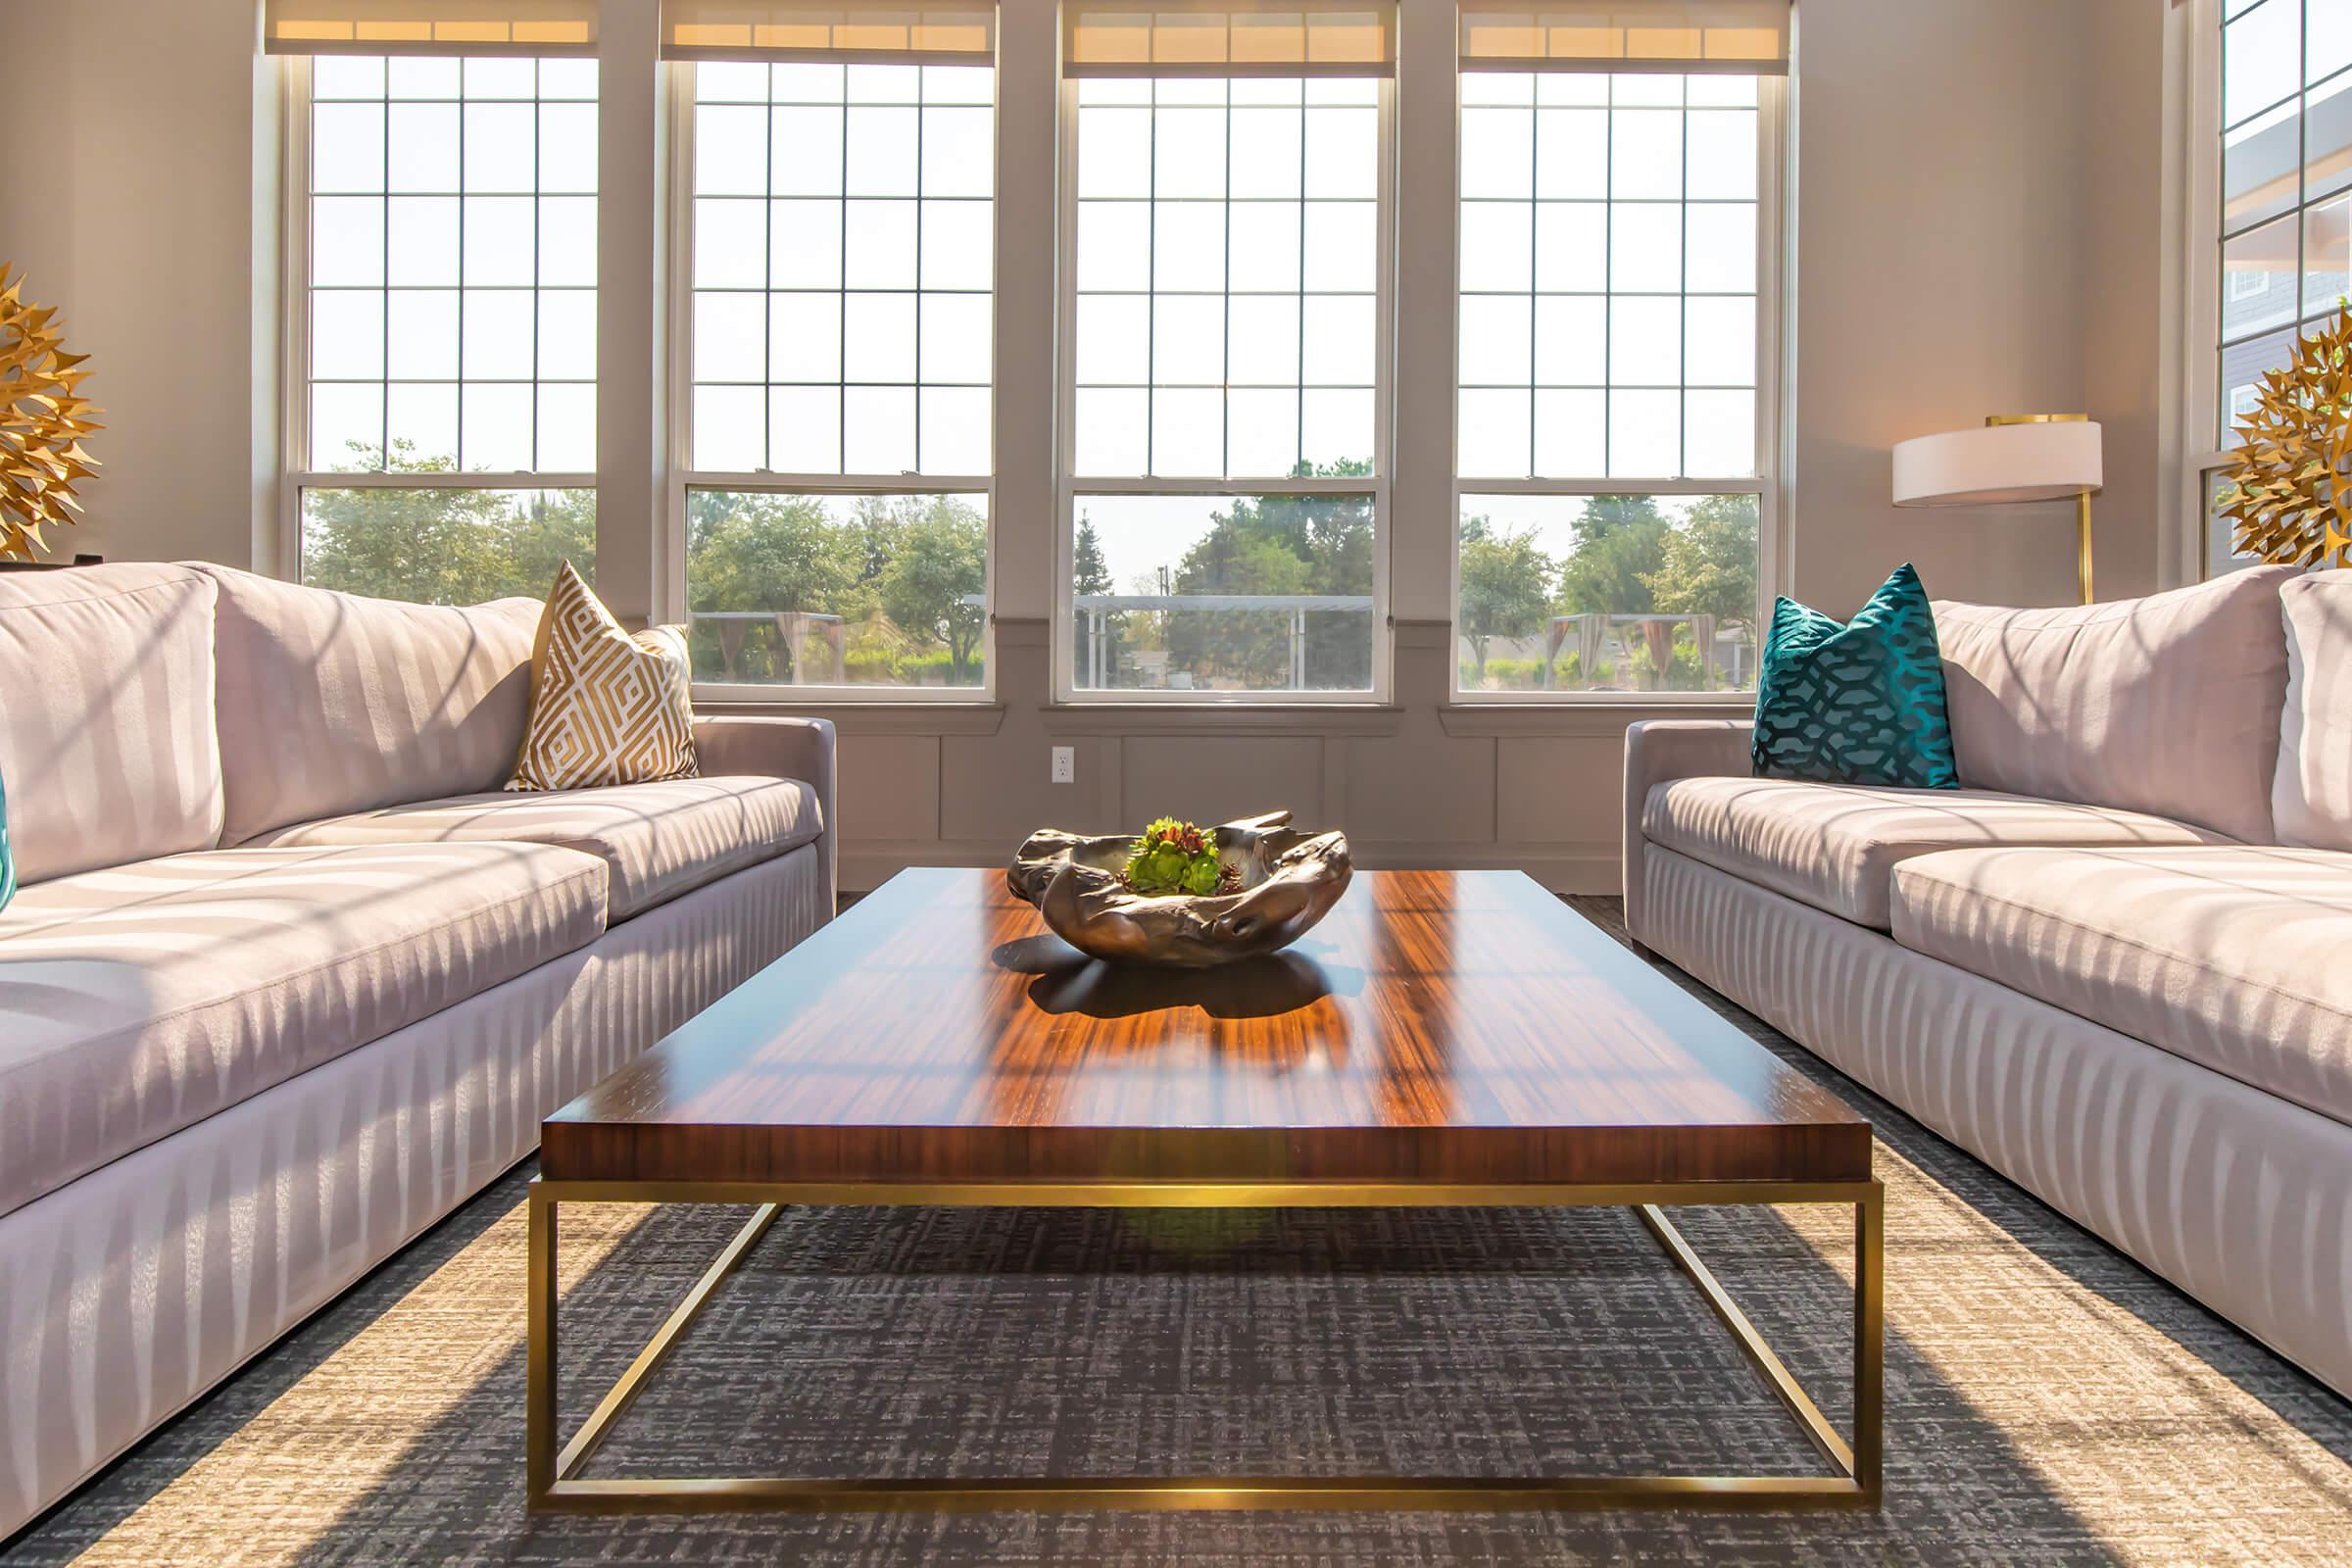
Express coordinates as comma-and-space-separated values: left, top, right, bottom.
2, 0, 2348, 1560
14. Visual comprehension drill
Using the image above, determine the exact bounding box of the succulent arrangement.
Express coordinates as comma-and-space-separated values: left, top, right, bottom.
1120, 817, 1237, 897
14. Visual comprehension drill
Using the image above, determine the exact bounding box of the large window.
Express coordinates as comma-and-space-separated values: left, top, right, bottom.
1452, 2, 1784, 698
288, 41, 600, 600
673, 5, 997, 694
2192, 0, 2349, 575
1058, 4, 1395, 699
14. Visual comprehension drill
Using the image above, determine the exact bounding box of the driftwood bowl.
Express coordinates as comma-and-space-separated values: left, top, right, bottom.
1006, 810, 1352, 968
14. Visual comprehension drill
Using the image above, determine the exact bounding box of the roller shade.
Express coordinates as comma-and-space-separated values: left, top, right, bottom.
264, 0, 597, 55
663, 2, 996, 64
1065, 3, 1395, 78
1459, 1, 1788, 74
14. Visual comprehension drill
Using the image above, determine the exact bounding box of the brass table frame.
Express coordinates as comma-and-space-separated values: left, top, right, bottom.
525, 1178, 1884, 1514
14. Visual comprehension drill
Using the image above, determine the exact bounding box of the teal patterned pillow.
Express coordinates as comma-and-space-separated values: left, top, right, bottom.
1751, 564, 1957, 789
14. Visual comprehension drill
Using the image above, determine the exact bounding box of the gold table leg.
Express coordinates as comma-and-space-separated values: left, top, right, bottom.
525, 1179, 1885, 1514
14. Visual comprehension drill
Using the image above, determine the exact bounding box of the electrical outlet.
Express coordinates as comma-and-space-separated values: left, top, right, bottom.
1051, 745, 1075, 784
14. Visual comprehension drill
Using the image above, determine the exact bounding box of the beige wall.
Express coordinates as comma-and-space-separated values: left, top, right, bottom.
0, 0, 276, 570
0, 0, 2182, 890
1789, 0, 2172, 616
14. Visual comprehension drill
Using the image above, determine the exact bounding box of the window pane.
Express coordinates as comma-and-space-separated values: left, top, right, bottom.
1069, 493, 1375, 693
1072, 76, 1383, 479
1463, 73, 1761, 482
2225, 0, 2298, 126
301, 487, 593, 604
1455, 494, 1759, 694
306, 57, 596, 473
691, 64, 994, 477
686, 491, 989, 689
2224, 213, 2299, 340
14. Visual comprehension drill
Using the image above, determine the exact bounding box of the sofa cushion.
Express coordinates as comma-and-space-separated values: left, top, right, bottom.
0, 564, 223, 884
194, 565, 543, 847
2276, 569, 2352, 852
1644, 775, 2230, 928
1933, 565, 2295, 844
1891, 845, 2352, 1129
241, 775, 821, 920
0, 841, 607, 1220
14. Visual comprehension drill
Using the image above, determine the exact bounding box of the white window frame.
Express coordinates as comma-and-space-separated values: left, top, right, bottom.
276, 54, 600, 582
661, 59, 1001, 705
1446, 67, 1789, 706
2176, 0, 2349, 582
1050, 71, 1400, 707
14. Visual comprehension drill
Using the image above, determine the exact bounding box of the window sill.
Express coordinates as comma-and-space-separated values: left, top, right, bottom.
1436, 701, 1751, 738
1044, 703, 1405, 736
692, 699, 1007, 736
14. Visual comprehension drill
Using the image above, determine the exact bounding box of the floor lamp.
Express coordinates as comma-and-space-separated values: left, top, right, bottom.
1891, 415, 2105, 604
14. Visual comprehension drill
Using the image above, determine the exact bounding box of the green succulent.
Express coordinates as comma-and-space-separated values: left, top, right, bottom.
1122, 816, 1224, 896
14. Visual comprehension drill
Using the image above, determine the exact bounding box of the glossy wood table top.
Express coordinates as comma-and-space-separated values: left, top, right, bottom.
542, 868, 1870, 1187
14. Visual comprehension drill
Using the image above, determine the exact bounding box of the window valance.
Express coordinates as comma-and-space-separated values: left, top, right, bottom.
1458, 1, 1788, 74
1064, 2, 1395, 79
264, 0, 597, 56
662, 1, 995, 64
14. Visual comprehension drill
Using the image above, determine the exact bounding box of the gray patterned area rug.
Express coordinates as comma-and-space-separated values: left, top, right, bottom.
9, 897, 2352, 1566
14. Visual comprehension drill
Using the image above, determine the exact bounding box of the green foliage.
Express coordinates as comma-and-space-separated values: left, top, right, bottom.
1642, 494, 1759, 630
1553, 493, 1669, 619
301, 440, 594, 604
1161, 460, 1375, 690
1457, 513, 1554, 682
876, 497, 988, 681
1073, 514, 1112, 596
684, 490, 988, 685
1122, 817, 1225, 897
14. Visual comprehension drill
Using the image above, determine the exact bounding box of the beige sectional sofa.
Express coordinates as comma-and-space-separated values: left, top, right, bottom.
0, 563, 836, 1537
1625, 565, 2352, 1396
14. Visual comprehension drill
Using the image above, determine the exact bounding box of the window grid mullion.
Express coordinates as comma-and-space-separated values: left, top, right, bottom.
837, 91, 849, 473
1296, 94, 1308, 473
378, 93, 391, 469
914, 78, 926, 472
530, 59, 542, 471
1221, 83, 1233, 478
1146, 85, 1159, 476
455, 73, 467, 471
1602, 81, 1615, 476
1678, 76, 1690, 481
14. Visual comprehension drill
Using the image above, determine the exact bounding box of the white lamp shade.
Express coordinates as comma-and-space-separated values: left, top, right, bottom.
1891, 420, 2103, 508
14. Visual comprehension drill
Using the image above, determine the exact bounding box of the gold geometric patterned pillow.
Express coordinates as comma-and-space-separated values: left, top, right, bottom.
508, 563, 698, 792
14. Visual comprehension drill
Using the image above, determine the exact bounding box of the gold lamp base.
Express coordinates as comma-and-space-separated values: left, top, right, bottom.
1986, 415, 2095, 605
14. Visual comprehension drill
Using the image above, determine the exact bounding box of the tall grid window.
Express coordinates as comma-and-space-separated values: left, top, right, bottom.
675, 15, 997, 693
687, 62, 994, 476
1452, 2, 1783, 699
1060, 3, 1394, 698
294, 51, 600, 600
2191, 0, 2350, 575
2217, 0, 2350, 426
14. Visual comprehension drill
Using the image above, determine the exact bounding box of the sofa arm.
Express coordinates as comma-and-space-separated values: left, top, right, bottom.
1622, 718, 1753, 946
694, 715, 838, 909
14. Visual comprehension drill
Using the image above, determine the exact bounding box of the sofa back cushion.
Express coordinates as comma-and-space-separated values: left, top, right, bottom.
0, 564, 224, 883
1932, 565, 2295, 844
199, 566, 543, 845
2276, 569, 2352, 851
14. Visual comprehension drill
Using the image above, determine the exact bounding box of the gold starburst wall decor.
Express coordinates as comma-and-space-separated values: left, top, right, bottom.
0, 264, 102, 562
2221, 305, 2352, 570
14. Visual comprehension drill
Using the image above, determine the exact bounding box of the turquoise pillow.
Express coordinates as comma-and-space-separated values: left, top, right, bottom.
1751, 563, 1957, 790
0, 757, 12, 913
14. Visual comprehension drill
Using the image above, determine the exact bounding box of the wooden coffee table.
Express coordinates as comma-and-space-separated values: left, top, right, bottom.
527, 868, 1882, 1513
